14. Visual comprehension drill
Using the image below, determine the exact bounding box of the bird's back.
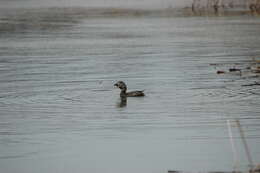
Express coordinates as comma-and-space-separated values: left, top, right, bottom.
126, 91, 145, 97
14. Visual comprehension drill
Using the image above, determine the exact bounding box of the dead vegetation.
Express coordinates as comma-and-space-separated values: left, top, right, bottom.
191, 0, 260, 15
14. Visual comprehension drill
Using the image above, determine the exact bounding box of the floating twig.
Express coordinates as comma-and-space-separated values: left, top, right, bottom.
235, 120, 254, 171
227, 120, 240, 172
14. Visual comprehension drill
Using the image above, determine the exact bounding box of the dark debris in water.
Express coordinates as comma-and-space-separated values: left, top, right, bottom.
242, 82, 260, 87
217, 70, 225, 74
213, 56, 260, 87
168, 171, 242, 173
168, 170, 260, 173
229, 68, 241, 72
168, 163, 260, 173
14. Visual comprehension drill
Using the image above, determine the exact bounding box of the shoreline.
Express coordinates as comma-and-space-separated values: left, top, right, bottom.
0, 6, 258, 18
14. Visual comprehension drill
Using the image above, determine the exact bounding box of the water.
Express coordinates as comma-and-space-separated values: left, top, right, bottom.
0, 8, 260, 173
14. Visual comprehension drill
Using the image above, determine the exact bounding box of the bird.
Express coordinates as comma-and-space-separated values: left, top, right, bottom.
114, 81, 145, 98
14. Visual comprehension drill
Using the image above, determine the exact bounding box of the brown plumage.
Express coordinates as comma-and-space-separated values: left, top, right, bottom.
114, 81, 145, 98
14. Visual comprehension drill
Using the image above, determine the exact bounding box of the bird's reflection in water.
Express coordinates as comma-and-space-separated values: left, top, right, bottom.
117, 97, 127, 108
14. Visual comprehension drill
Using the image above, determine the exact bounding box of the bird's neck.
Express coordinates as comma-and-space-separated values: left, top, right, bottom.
120, 89, 127, 98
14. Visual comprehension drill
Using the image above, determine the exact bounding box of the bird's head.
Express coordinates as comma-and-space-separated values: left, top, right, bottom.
114, 81, 127, 91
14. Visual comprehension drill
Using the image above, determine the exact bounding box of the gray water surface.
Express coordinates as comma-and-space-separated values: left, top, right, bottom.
0, 9, 260, 173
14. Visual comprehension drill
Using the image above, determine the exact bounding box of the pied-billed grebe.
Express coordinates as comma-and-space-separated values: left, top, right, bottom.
114, 81, 145, 98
